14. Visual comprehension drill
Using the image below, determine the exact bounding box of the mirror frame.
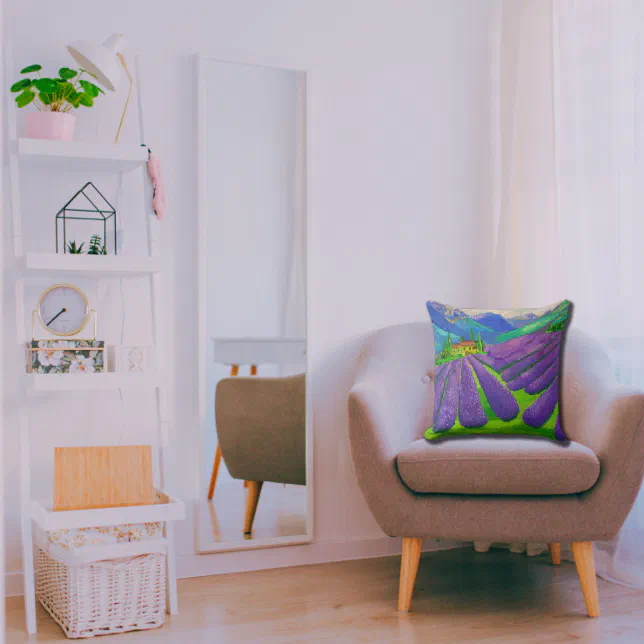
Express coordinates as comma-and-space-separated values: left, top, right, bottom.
195, 53, 313, 553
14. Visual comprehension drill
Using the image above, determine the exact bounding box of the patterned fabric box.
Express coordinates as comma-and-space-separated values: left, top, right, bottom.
27, 340, 105, 374
47, 522, 164, 550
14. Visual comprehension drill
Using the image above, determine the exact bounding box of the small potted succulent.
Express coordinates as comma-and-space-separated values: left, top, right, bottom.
10, 64, 105, 141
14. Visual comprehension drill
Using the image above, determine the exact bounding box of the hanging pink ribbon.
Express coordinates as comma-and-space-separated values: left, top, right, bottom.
145, 147, 167, 220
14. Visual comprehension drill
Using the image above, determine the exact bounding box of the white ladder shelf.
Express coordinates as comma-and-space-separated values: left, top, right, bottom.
5, 45, 183, 635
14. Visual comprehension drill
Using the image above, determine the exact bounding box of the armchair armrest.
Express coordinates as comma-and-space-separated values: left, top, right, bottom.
561, 330, 644, 534
348, 323, 435, 533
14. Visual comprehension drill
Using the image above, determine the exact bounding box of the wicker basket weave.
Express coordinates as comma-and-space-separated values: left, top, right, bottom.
35, 546, 166, 639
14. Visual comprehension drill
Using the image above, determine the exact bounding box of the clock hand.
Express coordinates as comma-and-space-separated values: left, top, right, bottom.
46, 308, 67, 327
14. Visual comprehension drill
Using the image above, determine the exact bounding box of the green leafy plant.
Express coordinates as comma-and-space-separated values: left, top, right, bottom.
65, 240, 85, 254
10, 64, 105, 112
87, 235, 107, 255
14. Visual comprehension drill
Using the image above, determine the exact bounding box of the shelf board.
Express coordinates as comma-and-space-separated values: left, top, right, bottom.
18, 138, 148, 173
31, 489, 185, 531
25, 371, 161, 392
23, 253, 161, 277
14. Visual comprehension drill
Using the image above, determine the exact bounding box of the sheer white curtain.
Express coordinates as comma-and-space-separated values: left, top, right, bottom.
488, 0, 644, 587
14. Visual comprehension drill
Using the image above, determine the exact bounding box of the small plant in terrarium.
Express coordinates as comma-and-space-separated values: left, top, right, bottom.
65, 240, 85, 254
56, 182, 117, 255
87, 235, 107, 255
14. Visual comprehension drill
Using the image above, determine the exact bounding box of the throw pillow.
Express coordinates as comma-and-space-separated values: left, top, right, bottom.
425, 300, 570, 442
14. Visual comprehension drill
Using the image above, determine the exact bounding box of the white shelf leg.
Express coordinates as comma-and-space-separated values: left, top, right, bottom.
165, 521, 179, 615
4, 42, 25, 257
19, 406, 37, 633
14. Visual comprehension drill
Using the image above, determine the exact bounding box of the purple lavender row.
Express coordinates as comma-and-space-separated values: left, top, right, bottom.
486, 331, 551, 360
524, 357, 559, 394
467, 356, 519, 421
505, 345, 560, 391
501, 338, 560, 383
434, 359, 461, 431
503, 332, 559, 361
507, 350, 558, 392
554, 414, 567, 441
435, 362, 449, 383
523, 376, 559, 428
473, 353, 507, 371
432, 361, 453, 426
487, 331, 562, 369
458, 359, 487, 427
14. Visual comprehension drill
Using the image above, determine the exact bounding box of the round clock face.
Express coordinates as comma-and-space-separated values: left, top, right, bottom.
38, 285, 89, 336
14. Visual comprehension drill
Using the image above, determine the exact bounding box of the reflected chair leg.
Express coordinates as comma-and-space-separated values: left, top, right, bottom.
549, 543, 561, 565
244, 481, 263, 534
207, 445, 222, 501
208, 364, 239, 499
398, 537, 423, 613
243, 365, 258, 491
572, 541, 600, 617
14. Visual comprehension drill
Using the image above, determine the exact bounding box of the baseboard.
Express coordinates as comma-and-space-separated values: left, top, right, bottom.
5, 572, 23, 598
176, 536, 464, 581
5, 538, 466, 596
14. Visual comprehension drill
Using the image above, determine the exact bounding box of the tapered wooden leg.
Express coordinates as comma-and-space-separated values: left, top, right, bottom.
398, 537, 423, 613
549, 543, 561, 565
243, 367, 258, 490
208, 364, 240, 499
244, 481, 263, 534
572, 541, 600, 617
207, 445, 222, 500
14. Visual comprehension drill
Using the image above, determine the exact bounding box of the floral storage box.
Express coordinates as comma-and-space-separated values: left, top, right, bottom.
27, 340, 106, 374
47, 522, 164, 550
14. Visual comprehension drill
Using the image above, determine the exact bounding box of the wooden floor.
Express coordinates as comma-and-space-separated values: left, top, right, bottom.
6, 547, 644, 643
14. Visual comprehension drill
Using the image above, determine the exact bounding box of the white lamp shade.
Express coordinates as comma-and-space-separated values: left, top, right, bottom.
67, 34, 125, 92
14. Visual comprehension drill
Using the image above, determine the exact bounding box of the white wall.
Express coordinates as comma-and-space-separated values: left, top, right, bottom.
3, 0, 496, 591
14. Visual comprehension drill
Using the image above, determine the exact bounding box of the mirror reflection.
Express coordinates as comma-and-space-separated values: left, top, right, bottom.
199, 58, 308, 551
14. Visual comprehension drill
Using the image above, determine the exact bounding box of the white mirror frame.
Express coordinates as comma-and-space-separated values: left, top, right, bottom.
195, 53, 313, 553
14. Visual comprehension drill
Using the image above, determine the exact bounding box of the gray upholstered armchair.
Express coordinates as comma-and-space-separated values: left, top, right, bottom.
348, 323, 644, 616
215, 374, 306, 534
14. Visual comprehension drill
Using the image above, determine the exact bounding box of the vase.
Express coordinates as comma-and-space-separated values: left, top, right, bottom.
25, 112, 76, 141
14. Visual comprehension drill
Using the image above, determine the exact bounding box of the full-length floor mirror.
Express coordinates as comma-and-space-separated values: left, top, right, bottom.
197, 56, 311, 552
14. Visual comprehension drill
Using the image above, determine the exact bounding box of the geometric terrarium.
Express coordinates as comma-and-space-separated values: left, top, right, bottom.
55, 181, 117, 255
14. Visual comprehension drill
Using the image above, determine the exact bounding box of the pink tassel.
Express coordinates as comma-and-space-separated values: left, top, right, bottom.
146, 150, 167, 220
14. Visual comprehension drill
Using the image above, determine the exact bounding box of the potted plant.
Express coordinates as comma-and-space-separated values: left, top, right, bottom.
10, 64, 105, 141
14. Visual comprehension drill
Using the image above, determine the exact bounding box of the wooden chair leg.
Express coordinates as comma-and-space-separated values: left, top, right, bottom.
398, 537, 423, 613
243, 367, 258, 491
243, 481, 263, 534
549, 543, 561, 565
208, 364, 240, 500
207, 445, 222, 500
572, 541, 600, 617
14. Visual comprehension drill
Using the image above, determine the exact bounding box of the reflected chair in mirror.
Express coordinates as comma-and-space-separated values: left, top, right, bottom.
207, 337, 307, 505
207, 362, 253, 501
215, 373, 306, 534
348, 323, 644, 617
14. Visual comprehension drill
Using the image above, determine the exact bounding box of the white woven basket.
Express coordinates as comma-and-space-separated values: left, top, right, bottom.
35, 546, 166, 639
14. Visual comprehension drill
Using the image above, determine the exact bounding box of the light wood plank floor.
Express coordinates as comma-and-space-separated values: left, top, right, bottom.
6, 547, 644, 643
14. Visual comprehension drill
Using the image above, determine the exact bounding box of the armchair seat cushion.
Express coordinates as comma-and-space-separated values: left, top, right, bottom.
396, 437, 600, 495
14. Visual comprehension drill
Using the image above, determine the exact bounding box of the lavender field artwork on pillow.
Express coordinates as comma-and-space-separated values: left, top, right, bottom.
425, 300, 570, 442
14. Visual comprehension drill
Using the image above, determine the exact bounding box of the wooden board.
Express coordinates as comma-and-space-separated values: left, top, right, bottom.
54, 445, 156, 511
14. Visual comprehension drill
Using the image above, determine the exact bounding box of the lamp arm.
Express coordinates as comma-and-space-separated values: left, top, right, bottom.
115, 53, 134, 144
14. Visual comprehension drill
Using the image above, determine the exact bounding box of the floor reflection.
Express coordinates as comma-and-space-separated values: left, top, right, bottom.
200, 461, 307, 547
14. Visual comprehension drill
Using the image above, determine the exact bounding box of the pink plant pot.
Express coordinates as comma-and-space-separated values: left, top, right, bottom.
25, 112, 76, 141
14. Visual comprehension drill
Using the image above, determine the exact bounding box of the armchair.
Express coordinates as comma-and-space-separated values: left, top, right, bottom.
215, 373, 306, 534
348, 323, 644, 616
